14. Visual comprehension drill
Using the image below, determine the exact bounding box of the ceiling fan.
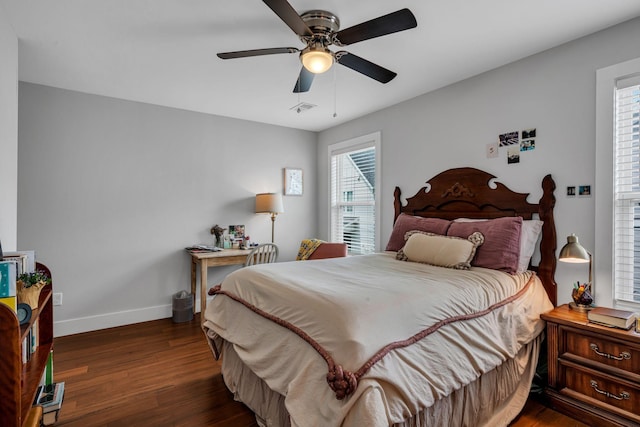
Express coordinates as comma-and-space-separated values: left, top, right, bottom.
217, 0, 417, 93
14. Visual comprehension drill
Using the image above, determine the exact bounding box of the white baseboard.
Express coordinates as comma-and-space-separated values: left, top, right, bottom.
53, 297, 209, 337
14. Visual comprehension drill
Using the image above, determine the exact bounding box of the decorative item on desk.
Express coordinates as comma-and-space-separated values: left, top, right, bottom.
559, 234, 594, 311
17, 270, 51, 309
229, 225, 245, 248
210, 224, 226, 248
571, 282, 593, 307
255, 193, 284, 243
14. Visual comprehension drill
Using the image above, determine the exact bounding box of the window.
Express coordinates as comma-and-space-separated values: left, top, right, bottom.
329, 132, 380, 255
614, 78, 640, 303
596, 57, 640, 309
343, 191, 354, 212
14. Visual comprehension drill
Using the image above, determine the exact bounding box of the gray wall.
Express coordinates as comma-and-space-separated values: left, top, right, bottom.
0, 6, 18, 250
318, 17, 640, 307
18, 83, 317, 335
14, 16, 640, 335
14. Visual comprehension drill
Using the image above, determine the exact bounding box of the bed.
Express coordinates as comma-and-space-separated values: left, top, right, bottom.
203, 167, 558, 427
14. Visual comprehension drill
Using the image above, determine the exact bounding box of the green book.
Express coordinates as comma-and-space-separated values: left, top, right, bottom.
44, 350, 54, 385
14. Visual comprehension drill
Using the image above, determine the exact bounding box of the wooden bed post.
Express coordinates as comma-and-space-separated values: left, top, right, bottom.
393, 186, 402, 223
537, 174, 557, 306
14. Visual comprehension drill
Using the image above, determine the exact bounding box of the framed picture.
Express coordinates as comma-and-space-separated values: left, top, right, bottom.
228, 225, 245, 241
284, 167, 303, 196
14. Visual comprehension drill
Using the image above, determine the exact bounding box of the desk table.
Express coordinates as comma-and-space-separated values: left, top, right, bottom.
188, 249, 249, 322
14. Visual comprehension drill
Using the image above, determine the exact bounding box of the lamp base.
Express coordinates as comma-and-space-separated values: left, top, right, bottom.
568, 302, 595, 312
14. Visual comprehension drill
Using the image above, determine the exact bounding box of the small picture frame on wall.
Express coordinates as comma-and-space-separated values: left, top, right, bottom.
284, 167, 303, 196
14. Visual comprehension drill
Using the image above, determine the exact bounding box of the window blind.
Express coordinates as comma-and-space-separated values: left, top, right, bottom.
614, 77, 640, 303
330, 146, 376, 255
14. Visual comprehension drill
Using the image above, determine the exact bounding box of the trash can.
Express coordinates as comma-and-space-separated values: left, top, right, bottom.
172, 290, 194, 323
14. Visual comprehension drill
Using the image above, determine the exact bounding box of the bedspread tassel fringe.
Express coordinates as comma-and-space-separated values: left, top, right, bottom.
327, 363, 358, 400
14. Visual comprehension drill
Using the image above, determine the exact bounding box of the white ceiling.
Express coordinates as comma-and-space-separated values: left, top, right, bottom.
2, 1, 640, 132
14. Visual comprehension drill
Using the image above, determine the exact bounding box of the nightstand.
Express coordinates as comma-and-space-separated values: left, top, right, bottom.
541, 304, 640, 427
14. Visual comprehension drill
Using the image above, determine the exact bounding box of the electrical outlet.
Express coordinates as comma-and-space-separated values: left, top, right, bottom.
53, 293, 63, 306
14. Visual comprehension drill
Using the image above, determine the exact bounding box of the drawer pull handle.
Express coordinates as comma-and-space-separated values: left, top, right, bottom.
589, 343, 631, 361
590, 380, 630, 401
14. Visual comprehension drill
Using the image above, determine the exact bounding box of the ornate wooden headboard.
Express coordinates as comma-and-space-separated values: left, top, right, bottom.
393, 167, 557, 306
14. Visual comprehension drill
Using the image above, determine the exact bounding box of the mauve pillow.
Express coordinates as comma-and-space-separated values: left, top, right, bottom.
386, 214, 451, 251
447, 216, 522, 273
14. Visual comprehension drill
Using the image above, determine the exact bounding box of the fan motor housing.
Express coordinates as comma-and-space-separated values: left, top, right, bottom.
300, 10, 339, 40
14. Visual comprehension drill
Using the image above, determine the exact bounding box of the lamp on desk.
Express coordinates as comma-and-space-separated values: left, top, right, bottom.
255, 193, 284, 243
559, 233, 594, 311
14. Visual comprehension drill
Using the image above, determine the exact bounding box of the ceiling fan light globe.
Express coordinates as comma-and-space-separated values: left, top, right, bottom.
301, 50, 333, 74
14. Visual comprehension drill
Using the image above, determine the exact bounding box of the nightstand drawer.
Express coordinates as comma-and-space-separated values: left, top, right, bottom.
544, 305, 640, 426
564, 365, 640, 423
565, 328, 640, 377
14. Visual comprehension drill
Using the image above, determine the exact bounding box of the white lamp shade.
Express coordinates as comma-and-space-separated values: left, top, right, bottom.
255, 193, 284, 214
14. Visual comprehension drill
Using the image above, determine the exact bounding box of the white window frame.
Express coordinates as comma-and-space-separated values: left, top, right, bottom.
328, 132, 381, 253
595, 56, 640, 310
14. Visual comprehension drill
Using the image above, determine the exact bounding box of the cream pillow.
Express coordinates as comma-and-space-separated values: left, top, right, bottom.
397, 231, 484, 269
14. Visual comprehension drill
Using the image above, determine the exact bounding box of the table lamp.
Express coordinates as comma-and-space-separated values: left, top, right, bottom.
559, 234, 594, 311
255, 193, 284, 243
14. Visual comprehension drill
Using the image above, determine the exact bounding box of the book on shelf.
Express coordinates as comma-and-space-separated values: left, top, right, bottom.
3, 250, 36, 274
30, 319, 39, 353
35, 381, 64, 409
43, 409, 61, 426
0, 295, 17, 311
2, 254, 29, 277
587, 306, 637, 330
20, 323, 40, 363
0, 261, 17, 297
34, 382, 65, 426
22, 336, 29, 363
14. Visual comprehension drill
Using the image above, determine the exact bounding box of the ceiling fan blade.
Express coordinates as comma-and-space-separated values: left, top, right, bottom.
293, 67, 314, 93
263, 0, 313, 37
334, 8, 417, 46
336, 51, 396, 83
217, 47, 298, 60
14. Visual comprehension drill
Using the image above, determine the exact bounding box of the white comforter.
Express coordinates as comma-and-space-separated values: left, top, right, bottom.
203, 253, 552, 427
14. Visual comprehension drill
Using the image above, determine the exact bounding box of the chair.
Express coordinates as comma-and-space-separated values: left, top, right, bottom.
245, 243, 279, 266
297, 240, 348, 260
308, 243, 348, 260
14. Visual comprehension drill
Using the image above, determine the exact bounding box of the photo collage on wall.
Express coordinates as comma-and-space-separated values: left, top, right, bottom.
566, 185, 591, 198
488, 128, 536, 164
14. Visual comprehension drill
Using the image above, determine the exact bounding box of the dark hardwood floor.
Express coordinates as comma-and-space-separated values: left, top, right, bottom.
52, 315, 587, 426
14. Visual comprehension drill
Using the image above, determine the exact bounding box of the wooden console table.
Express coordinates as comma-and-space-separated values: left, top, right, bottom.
187, 249, 249, 322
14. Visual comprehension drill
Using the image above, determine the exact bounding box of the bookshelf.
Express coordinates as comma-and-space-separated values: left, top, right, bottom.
0, 262, 53, 427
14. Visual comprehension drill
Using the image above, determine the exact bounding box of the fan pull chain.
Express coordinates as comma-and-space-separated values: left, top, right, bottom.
333, 65, 337, 118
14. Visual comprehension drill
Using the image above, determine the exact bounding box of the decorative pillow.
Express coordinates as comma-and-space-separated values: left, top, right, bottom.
453, 218, 542, 273
386, 214, 451, 251
447, 217, 522, 273
396, 231, 484, 270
